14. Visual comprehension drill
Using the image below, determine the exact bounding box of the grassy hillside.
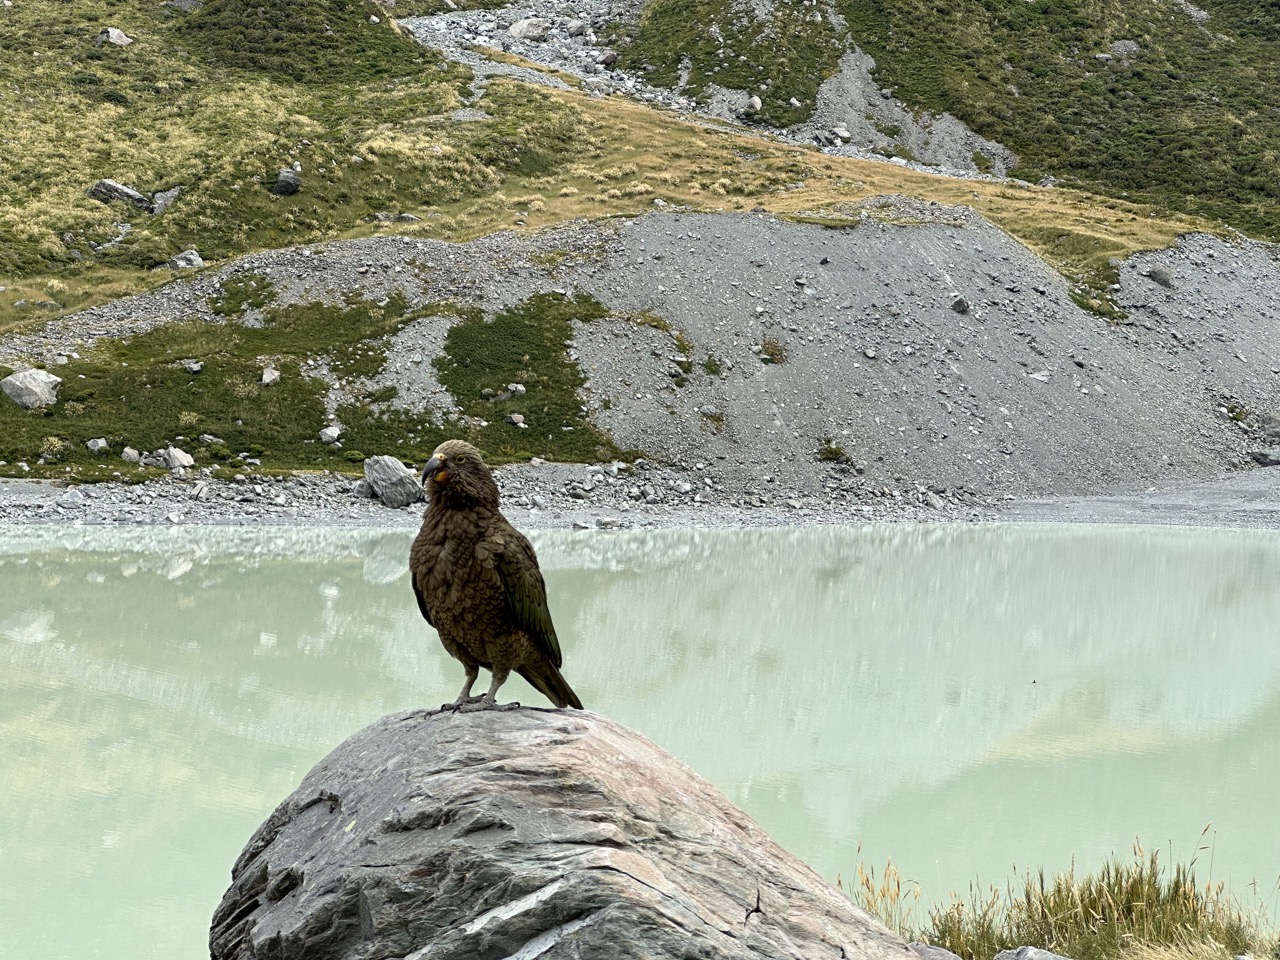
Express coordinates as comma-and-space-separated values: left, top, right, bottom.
616, 0, 1280, 239
0, 0, 1213, 327
0, 0, 1236, 477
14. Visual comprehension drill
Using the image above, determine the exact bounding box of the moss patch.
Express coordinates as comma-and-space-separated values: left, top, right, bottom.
179, 0, 425, 84
433, 292, 622, 462
0, 293, 421, 477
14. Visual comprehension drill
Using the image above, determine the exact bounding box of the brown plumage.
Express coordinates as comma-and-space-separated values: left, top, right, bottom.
409, 439, 583, 711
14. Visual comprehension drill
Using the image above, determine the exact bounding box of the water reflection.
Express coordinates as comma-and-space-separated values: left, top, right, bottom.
1, 524, 1277, 959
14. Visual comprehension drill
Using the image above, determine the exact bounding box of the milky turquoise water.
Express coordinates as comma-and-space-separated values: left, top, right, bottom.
2, 523, 1277, 958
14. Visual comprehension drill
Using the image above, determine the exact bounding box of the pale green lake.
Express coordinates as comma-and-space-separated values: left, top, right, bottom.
1, 524, 1277, 959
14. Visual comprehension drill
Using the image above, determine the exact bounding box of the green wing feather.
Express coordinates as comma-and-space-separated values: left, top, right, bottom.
493, 529, 563, 668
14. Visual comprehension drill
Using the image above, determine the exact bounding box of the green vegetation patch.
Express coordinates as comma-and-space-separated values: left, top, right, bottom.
433, 292, 622, 463
210, 274, 277, 316
612, 0, 847, 125
0, 293, 423, 478
179, 0, 426, 83
842, 0, 1280, 239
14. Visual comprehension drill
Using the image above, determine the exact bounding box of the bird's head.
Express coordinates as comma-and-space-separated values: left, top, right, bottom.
422, 440, 499, 506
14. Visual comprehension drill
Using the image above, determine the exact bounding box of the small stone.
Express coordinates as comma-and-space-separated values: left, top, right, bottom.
863, 347, 877, 360
352, 478, 376, 498
1146, 266, 1174, 288
505, 413, 526, 426
951, 296, 970, 314
911, 943, 965, 960
262, 367, 281, 387
566, 19, 587, 37
1248, 448, 1280, 467
368, 14, 379, 23
122, 447, 141, 463
86, 438, 109, 455
184, 360, 204, 374
507, 383, 527, 395
746, 95, 762, 112
699, 405, 719, 417
788, 97, 801, 107
319, 426, 342, 444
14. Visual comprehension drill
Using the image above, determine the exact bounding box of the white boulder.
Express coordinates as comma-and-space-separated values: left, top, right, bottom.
1, 369, 62, 409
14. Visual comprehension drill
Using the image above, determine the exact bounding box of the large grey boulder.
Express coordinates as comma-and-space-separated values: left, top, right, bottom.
1, 369, 63, 409
96, 27, 133, 46
270, 169, 302, 196
161, 446, 195, 469
168, 249, 204, 270
363, 454, 423, 508
210, 710, 914, 960
508, 16, 551, 40
87, 178, 152, 210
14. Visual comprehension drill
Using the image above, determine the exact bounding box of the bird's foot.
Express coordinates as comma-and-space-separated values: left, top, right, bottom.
456, 697, 521, 713
438, 695, 487, 713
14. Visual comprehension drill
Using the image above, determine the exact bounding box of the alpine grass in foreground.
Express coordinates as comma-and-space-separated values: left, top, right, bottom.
845, 845, 1277, 960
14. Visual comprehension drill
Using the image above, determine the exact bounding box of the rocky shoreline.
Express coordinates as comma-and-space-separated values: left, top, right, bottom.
3, 460, 1278, 530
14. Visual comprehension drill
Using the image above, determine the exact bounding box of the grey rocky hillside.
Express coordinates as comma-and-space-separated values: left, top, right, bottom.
396, 3, 1012, 178
6, 207, 1279, 508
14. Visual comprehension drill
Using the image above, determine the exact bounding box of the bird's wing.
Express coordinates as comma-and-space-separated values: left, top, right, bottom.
412, 575, 435, 627
408, 536, 435, 627
491, 527, 563, 668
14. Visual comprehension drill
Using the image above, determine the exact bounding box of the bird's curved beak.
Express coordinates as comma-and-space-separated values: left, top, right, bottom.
422, 456, 446, 485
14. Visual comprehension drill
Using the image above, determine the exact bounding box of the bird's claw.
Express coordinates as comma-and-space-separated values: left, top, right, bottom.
456, 698, 521, 713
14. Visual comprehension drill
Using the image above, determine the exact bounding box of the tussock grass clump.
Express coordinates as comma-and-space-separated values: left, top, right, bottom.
846, 846, 1274, 960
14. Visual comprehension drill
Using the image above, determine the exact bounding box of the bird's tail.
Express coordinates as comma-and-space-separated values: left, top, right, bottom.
518, 661, 584, 710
